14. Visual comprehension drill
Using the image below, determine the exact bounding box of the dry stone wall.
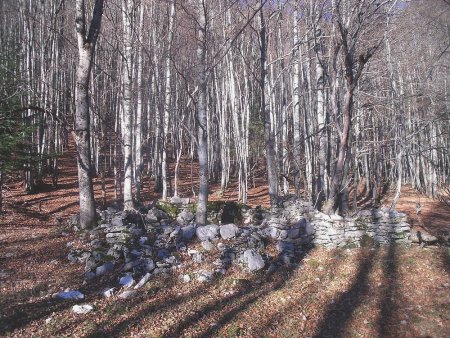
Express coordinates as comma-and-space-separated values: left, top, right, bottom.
66, 198, 412, 295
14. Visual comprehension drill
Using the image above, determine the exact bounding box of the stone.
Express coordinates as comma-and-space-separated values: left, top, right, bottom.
240, 249, 265, 272
55, 290, 84, 300
287, 226, 301, 239
146, 212, 159, 223
277, 241, 295, 253
72, 304, 93, 314
68, 214, 80, 228
111, 216, 124, 227
411, 229, 437, 244
176, 242, 187, 251
118, 290, 138, 299
196, 224, 219, 241
85, 271, 96, 280
102, 288, 115, 298
96, 262, 114, 276
68, 250, 89, 263
134, 273, 152, 289
192, 252, 203, 263
170, 196, 183, 205
139, 237, 149, 245
157, 249, 169, 260
220, 223, 239, 240
152, 208, 169, 220
123, 260, 141, 272
142, 258, 156, 272
130, 249, 143, 257
177, 210, 194, 224
106, 232, 130, 244
85, 256, 97, 272
169, 227, 182, 241
201, 240, 214, 251
195, 270, 213, 283
119, 274, 135, 288
181, 274, 191, 283
181, 225, 196, 240
107, 225, 128, 233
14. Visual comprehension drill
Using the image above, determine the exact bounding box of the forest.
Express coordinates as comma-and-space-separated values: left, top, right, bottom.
0, 0, 449, 337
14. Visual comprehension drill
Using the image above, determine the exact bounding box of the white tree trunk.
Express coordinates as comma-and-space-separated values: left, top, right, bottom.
196, 0, 208, 225
74, 0, 104, 228
122, 0, 134, 210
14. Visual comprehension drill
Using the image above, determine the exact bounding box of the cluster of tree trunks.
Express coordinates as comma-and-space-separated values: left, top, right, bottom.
1, 0, 449, 221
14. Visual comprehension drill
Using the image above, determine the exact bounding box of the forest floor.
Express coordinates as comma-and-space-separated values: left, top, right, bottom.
0, 143, 449, 337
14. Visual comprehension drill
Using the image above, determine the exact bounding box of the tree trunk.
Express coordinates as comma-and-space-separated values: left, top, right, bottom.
260, 1, 278, 205
196, 0, 208, 225
74, 0, 104, 229
162, 2, 176, 200
122, 0, 134, 210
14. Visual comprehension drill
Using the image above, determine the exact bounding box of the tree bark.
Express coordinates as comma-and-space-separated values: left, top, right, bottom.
122, 0, 134, 210
196, 0, 208, 225
74, 0, 104, 229
260, 1, 278, 205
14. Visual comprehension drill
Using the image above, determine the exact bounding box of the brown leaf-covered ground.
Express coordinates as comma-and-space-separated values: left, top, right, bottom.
0, 144, 449, 337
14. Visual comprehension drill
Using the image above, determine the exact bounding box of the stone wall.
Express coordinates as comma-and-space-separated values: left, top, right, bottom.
310, 208, 411, 248
67, 198, 412, 289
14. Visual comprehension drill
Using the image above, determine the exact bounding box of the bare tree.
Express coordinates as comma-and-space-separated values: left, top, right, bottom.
74, 0, 104, 228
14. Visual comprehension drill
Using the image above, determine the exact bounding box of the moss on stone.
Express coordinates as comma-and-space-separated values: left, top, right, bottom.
359, 233, 376, 247
156, 201, 179, 219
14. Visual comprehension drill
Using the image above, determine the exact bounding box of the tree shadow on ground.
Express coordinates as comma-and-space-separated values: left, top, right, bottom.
0, 275, 81, 334
87, 248, 312, 337
313, 249, 377, 338
314, 239, 401, 338
377, 241, 398, 338
440, 247, 450, 275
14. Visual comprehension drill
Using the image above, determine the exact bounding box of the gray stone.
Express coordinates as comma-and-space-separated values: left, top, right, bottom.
146, 212, 159, 223
55, 290, 84, 300
201, 240, 214, 251
220, 223, 239, 240
277, 241, 295, 253
195, 270, 213, 283
411, 229, 437, 244
157, 249, 169, 260
169, 227, 182, 241
85, 271, 96, 280
119, 274, 135, 288
153, 208, 169, 220
177, 210, 194, 224
192, 252, 203, 263
85, 256, 97, 272
107, 225, 128, 233
181, 274, 191, 283
196, 224, 219, 241
240, 249, 265, 272
287, 226, 301, 239
72, 304, 93, 314
123, 260, 141, 272
102, 288, 115, 298
111, 216, 124, 227
130, 249, 143, 257
96, 262, 114, 276
181, 225, 196, 240
161, 224, 175, 235
268, 227, 279, 239
68, 214, 80, 228
139, 237, 149, 245
134, 273, 152, 289
118, 290, 138, 299
106, 232, 130, 244
141, 258, 156, 272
